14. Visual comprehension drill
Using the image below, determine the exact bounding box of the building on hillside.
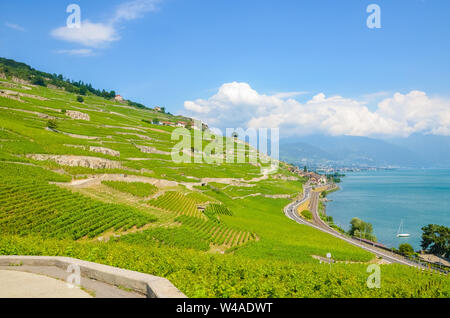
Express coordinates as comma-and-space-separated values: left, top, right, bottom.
154, 106, 162, 112
176, 121, 188, 128
114, 95, 125, 102
288, 168, 327, 185
160, 121, 174, 126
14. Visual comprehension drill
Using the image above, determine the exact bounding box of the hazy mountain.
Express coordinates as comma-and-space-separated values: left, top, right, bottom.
280, 134, 450, 168
387, 134, 450, 167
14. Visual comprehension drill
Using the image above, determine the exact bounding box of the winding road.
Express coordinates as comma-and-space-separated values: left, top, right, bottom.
284, 185, 425, 268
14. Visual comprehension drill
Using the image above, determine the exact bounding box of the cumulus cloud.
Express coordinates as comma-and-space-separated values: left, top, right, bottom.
183, 82, 450, 138
112, 0, 160, 23
51, 0, 159, 52
51, 21, 118, 48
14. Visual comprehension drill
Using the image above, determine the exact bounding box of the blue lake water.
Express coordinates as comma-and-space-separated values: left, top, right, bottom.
326, 169, 450, 251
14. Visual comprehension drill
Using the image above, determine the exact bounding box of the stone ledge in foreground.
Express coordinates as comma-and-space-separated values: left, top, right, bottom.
0, 255, 186, 298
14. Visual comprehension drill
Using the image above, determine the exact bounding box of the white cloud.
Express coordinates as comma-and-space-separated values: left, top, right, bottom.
51, 0, 160, 50
273, 91, 308, 99
112, 0, 160, 23
56, 48, 95, 57
183, 82, 450, 137
51, 21, 119, 48
5, 22, 25, 32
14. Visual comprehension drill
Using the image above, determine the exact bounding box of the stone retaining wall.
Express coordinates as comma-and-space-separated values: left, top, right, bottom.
0, 256, 186, 298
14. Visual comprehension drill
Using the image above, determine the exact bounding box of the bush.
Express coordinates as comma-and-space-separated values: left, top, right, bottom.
77, 96, 84, 103
349, 217, 377, 242
32, 76, 46, 86
399, 243, 414, 257
301, 210, 312, 220
47, 120, 57, 130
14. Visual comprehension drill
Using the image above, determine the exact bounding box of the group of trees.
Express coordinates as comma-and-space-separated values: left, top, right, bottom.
347, 218, 449, 259
326, 172, 345, 183
348, 217, 377, 242
395, 224, 449, 259
421, 224, 449, 258
0, 57, 146, 109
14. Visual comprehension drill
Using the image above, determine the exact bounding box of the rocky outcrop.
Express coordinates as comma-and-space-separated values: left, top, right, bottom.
0, 106, 56, 119
117, 132, 152, 140
103, 125, 146, 132
0, 73, 6, 80
11, 77, 31, 85
0, 81, 31, 90
28, 154, 122, 169
89, 146, 120, 157
64, 144, 86, 149
66, 110, 90, 121
0, 91, 23, 102
0, 89, 48, 101
136, 145, 170, 155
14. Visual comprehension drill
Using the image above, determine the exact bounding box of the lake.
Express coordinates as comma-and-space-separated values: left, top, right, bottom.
326, 169, 450, 251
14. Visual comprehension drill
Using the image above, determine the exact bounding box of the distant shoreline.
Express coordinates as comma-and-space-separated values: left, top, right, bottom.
324, 169, 450, 251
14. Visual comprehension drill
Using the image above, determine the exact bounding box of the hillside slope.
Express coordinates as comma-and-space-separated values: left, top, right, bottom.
0, 59, 448, 297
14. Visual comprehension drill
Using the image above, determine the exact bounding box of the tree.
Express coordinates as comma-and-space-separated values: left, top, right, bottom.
301, 210, 312, 220
77, 96, 84, 103
32, 76, 46, 86
303, 166, 307, 173
47, 120, 57, 130
349, 217, 377, 242
398, 243, 414, 257
79, 86, 87, 95
152, 118, 160, 125
421, 224, 449, 257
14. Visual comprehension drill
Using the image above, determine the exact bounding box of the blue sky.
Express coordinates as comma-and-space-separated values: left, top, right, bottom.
1, 0, 450, 137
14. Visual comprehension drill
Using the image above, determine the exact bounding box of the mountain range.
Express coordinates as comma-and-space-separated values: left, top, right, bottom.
280, 134, 450, 168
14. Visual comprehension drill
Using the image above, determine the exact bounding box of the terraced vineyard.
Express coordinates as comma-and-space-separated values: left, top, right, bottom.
0, 58, 448, 298
205, 204, 233, 216
176, 215, 255, 248
0, 179, 156, 239
148, 191, 207, 219
102, 181, 158, 197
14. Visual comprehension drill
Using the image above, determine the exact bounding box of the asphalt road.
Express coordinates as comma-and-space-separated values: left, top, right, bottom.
283, 185, 424, 268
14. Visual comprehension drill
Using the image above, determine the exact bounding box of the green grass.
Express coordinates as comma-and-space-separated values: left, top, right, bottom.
102, 181, 158, 197
148, 191, 205, 219
1, 235, 448, 298
0, 178, 156, 239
